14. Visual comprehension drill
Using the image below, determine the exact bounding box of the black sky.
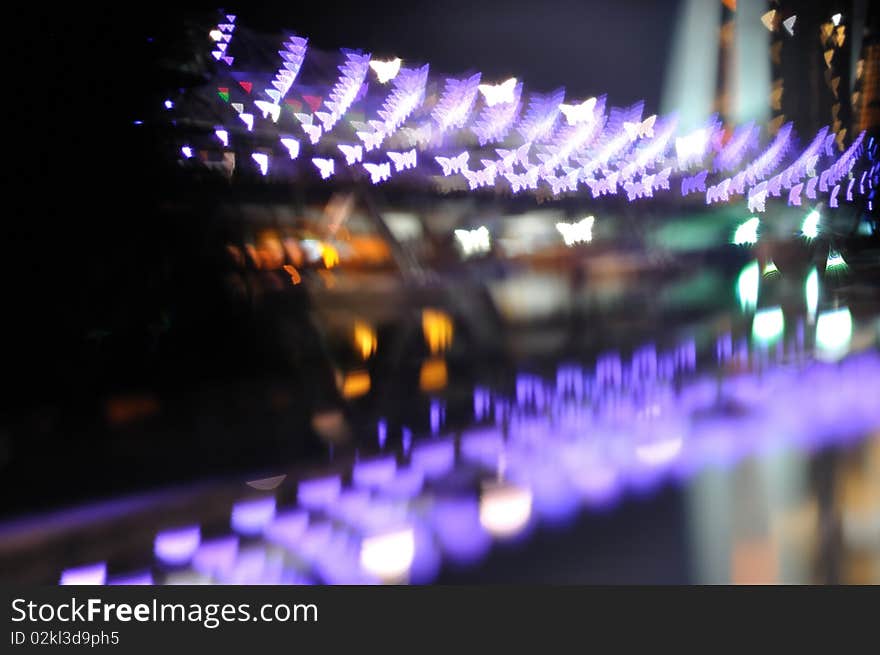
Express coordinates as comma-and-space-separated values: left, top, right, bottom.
236, 0, 679, 111
20, 1, 682, 400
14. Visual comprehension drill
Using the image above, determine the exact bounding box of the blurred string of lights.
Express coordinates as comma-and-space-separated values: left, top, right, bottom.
163, 11, 876, 217
59, 330, 879, 585
209, 13, 236, 66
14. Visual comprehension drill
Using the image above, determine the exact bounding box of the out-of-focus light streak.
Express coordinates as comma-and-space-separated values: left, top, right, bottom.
432, 73, 481, 134
504, 166, 539, 193
361, 64, 430, 149
283, 265, 301, 284
631, 117, 678, 174
472, 80, 522, 145
314, 50, 371, 138
338, 143, 363, 165
829, 183, 841, 208
312, 157, 335, 179
377, 420, 388, 449
154, 526, 201, 566
737, 260, 760, 312
297, 476, 341, 511
542, 167, 577, 195
211, 14, 236, 65
675, 124, 714, 169
369, 57, 402, 83
731, 0, 772, 124
517, 88, 564, 142
752, 306, 784, 344
419, 357, 448, 392
714, 122, 759, 172
363, 162, 392, 184
740, 122, 794, 193
231, 497, 277, 536
826, 250, 848, 272
254, 100, 281, 123
179, 20, 878, 215
478, 77, 517, 107
763, 260, 779, 278
558, 97, 597, 127
541, 96, 607, 175
748, 182, 768, 213
820, 131, 867, 192
251, 153, 269, 176
264, 511, 308, 549
801, 209, 820, 239
60, 563, 107, 586
805, 267, 819, 323
280, 137, 299, 159
295, 113, 323, 144
495, 142, 531, 173
733, 217, 760, 245
788, 128, 826, 181
387, 149, 417, 172
680, 169, 709, 196
815, 307, 853, 361
461, 160, 498, 190
341, 370, 371, 398
380, 65, 429, 134
661, 0, 722, 132
356, 128, 384, 152
353, 321, 377, 360
623, 114, 656, 141
422, 309, 454, 354
435, 151, 469, 176
479, 482, 532, 538
636, 437, 683, 466
320, 242, 339, 268
360, 529, 415, 582
556, 215, 594, 246
430, 400, 445, 435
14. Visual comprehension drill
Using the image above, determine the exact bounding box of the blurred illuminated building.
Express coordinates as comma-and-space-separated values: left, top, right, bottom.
5, 5, 877, 587
664, 0, 878, 138
853, 26, 879, 132
661, 0, 722, 130
728, 0, 772, 125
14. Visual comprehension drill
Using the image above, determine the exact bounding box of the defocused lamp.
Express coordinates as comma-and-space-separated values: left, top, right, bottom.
479, 482, 532, 538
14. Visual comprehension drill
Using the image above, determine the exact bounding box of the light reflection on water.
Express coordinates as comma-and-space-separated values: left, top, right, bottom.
61, 332, 880, 585
34, 202, 880, 585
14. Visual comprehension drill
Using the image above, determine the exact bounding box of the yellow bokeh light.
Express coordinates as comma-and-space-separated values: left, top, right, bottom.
282, 265, 301, 285
419, 357, 448, 392
341, 370, 371, 398
320, 242, 340, 269
353, 321, 377, 360
422, 309, 454, 355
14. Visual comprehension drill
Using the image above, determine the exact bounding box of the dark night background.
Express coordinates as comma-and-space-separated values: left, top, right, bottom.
2, 2, 878, 586
20, 1, 679, 406
2, 2, 678, 515
14, 1, 877, 514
